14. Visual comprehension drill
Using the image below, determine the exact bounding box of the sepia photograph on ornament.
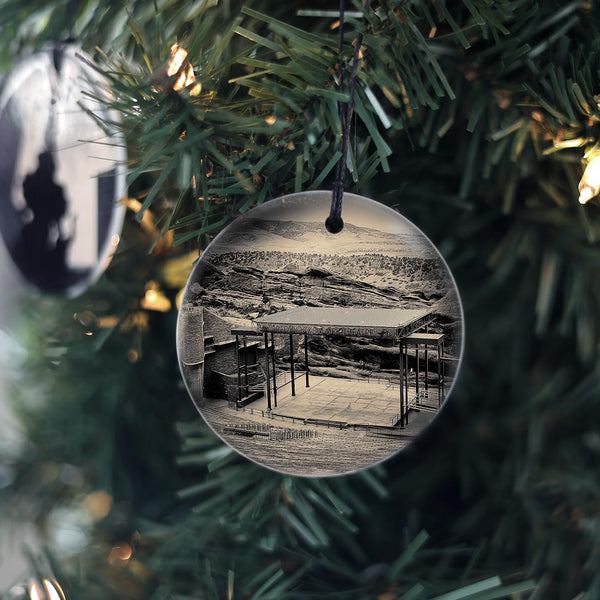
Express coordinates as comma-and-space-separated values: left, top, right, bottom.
0, 44, 126, 297
177, 191, 464, 477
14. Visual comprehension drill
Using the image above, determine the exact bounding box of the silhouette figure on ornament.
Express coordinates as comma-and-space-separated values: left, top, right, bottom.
16, 150, 73, 289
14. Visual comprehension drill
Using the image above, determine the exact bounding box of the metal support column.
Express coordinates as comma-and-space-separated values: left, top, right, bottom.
404, 342, 409, 425
289, 334, 296, 397
399, 340, 404, 427
437, 341, 442, 407
242, 335, 249, 398
441, 340, 446, 403
415, 343, 420, 403
304, 334, 310, 387
424, 325, 429, 394
264, 333, 272, 410
270, 333, 278, 408
235, 335, 242, 404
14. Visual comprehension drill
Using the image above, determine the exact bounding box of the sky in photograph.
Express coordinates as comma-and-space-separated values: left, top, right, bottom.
249, 192, 418, 235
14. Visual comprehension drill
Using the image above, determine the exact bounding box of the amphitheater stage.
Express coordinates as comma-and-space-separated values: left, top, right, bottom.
268, 375, 440, 428
198, 375, 442, 476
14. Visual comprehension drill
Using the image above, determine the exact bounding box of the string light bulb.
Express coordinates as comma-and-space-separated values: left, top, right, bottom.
28, 579, 65, 600
166, 44, 202, 96
140, 281, 171, 312
43, 580, 65, 600
578, 151, 600, 204
28, 582, 42, 600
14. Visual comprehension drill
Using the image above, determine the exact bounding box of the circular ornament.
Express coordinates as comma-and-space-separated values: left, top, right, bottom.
0, 44, 126, 296
177, 191, 464, 476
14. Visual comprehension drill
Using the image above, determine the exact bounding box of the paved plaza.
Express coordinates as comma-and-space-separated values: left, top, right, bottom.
272, 375, 440, 427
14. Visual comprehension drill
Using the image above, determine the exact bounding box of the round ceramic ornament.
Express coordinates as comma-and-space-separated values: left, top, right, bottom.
177, 191, 464, 476
0, 44, 126, 296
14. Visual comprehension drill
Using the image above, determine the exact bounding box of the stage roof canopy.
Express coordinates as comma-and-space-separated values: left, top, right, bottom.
254, 306, 434, 339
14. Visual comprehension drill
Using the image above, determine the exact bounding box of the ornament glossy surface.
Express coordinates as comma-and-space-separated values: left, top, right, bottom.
0, 45, 126, 295
177, 191, 464, 476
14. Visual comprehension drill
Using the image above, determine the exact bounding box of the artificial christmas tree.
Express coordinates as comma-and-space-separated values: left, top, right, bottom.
1, 1, 600, 599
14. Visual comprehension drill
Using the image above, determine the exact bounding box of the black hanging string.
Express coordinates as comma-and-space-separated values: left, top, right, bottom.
326, 0, 371, 234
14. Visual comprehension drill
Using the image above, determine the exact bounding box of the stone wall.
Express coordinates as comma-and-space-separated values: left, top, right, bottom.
203, 308, 235, 344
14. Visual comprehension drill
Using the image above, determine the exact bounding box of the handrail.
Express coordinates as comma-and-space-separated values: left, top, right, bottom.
273, 369, 306, 390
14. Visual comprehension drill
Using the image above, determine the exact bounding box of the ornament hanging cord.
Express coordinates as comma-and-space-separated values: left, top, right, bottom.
326, 0, 371, 234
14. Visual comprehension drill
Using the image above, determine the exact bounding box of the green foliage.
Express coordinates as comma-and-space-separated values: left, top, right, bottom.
3, 1, 600, 599
93, 3, 386, 245
0, 0, 227, 68
5, 221, 187, 507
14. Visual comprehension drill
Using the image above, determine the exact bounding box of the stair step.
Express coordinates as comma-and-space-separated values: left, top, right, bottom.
303, 418, 348, 428
238, 391, 264, 407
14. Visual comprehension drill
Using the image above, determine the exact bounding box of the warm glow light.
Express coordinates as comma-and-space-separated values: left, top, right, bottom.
43, 579, 66, 600
84, 489, 113, 520
579, 154, 600, 204
167, 45, 188, 77
580, 186, 595, 204
127, 348, 140, 363
96, 316, 120, 329
121, 197, 161, 239
141, 283, 172, 312
29, 582, 43, 600
109, 543, 133, 563
28, 580, 65, 600
167, 44, 201, 94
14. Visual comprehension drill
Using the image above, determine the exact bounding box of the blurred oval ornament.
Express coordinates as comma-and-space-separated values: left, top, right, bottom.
177, 191, 464, 477
0, 44, 126, 295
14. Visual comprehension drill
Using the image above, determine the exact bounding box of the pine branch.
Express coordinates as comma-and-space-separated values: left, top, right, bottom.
4, 2, 600, 599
